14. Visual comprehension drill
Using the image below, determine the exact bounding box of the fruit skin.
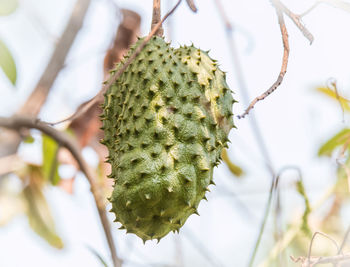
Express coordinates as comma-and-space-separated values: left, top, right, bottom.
101, 36, 236, 242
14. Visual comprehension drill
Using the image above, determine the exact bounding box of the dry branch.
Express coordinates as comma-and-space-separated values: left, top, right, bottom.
18, 0, 91, 116
291, 228, 350, 266
275, 1, 314, 44
238, 2, 290, 119
0, 116, 122, 267
238, 0, 315, 119
151, 0, 163, 36
185, 0, 198, 12
53, 0, 183, 125
0, 0, 91, 157
291, 254, 350, 266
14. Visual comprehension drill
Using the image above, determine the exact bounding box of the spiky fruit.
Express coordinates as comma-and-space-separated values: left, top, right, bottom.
101, 36, 236, 242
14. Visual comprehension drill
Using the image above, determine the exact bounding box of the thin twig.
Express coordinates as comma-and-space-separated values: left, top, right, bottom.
0, 116, 122, 267
291, 254, 350, 266
185, 0, 198, 12
339, 225, 350, 254
247, 166, 305, 267
299, 2, 321, 17
291, 227, 350, 266
50, 0, 183, 126
213, 0, 275, 172
238, 2, 290, 119
213, 1, 277, 266
307, 232, 340, 264
275, 0, 314, 44
247, 175, 277, 267
151, 0, 163, 36
258, 184, 336, 267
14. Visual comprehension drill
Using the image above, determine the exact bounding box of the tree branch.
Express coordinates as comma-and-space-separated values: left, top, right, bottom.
0, 0, 92, 158
52, 0, 183, 125
275, 0, 314, 44
151, 0, 163, 36
18, 0, 91, 116
0, 116, 122, 267
238, 2, 290, 119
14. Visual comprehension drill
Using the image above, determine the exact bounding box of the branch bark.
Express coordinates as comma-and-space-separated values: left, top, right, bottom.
151, 0, 163, 36
0, 116, 122, 267
185, 0, 198, 12
238, 2, 290, 119
0, 0, 91, 157
276, 0, 314, 44
18, 0, 91, 116
53, 0, 183, 125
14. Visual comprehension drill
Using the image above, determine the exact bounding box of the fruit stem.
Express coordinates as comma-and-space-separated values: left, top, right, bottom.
151, 0, 164, 36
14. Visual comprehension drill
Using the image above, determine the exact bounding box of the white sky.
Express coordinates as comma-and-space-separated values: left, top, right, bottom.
1, 0, 350, 266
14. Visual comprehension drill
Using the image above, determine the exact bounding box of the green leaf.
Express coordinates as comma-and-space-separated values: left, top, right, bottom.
0, 0, 18, 16
23, 135, 35, 144
0, 39, 16, 85
42, 134, 60, 185
221, 149, 244, 177
22, 167, 63, 249
296, 180, 311, 235
318, 128, 350, 157
316, 87, 350, 112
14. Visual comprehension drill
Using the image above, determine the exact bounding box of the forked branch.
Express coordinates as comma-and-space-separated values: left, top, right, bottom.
238, 0, 315, 119
238, 2, 290, 119
275, 1, 314, 44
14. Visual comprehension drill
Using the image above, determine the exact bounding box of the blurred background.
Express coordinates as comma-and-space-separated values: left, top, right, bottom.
1, 0, 350, 266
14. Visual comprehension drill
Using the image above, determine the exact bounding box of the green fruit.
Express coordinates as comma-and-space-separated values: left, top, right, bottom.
101, 36, 236, 242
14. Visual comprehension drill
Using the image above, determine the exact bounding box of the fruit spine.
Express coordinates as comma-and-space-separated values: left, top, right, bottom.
101, 36, 236, 242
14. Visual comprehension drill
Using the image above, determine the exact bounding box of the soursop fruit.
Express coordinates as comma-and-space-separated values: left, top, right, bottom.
101, 36, 236, 242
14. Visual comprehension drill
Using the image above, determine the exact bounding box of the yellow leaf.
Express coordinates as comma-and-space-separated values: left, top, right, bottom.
221, 149, 244, 177
22, 167, 63, 249
316, 87, 350, 112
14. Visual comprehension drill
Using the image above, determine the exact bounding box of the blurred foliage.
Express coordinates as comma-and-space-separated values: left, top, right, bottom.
0, 40, 16, 85
23, 135, 35, 144
295, 180, 311, 235
42, 135, 60, 185
318, 128, 350, 156
261, 86, 350, 265
21, 165, 63, 249
221, 149, 244, 177
0, 176, 24, 226
316, 86, 350, 112
286, 85, 350, 259
0, 0, 18, 16
0, 163, 63, 249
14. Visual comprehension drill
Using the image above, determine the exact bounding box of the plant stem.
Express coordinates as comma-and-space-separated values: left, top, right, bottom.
0, 116, 122, 267
151, 0, 164, 36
